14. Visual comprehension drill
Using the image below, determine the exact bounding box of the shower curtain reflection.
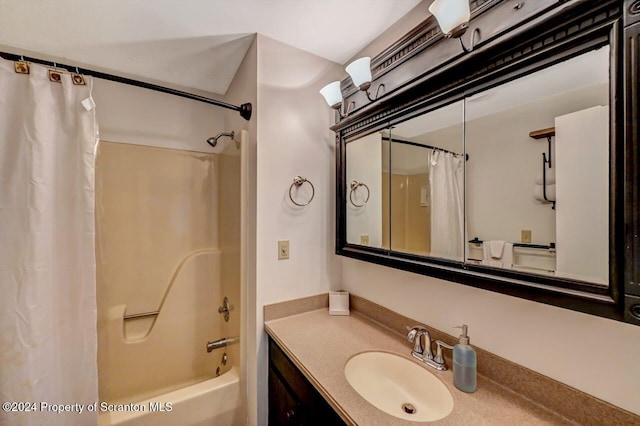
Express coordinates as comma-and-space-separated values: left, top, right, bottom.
429, 150, 464, 260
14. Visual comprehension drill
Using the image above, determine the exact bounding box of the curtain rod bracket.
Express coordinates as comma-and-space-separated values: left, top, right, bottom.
239, 103, 252, 121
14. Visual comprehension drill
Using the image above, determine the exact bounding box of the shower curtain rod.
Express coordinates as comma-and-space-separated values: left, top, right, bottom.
0, 51, 252, 121
381, 136, 469, 161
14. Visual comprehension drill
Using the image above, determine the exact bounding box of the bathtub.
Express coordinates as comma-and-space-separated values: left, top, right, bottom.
98, 367, 242, 426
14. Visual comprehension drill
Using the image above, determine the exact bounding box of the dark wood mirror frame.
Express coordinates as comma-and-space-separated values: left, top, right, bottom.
333, 0, 640, 325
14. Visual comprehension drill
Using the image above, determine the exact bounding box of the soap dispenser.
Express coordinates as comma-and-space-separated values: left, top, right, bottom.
453, 325, 477, 393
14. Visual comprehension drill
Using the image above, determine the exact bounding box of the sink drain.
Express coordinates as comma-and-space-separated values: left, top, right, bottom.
402, 403, 416, 414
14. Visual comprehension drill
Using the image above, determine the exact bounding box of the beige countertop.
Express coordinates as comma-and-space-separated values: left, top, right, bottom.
265, 308, 572, 426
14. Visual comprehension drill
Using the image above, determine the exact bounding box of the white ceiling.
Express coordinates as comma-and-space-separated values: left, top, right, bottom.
0, 0, 423, 95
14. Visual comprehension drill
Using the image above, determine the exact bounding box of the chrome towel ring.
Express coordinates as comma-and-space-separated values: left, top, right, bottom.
289, 176, 315, 206
349, 180, 370, 207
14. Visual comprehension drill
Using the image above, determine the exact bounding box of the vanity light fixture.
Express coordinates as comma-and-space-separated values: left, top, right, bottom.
429, 0, 480, 53
345, 57, 385, 102
319, 81, 355, 118
319, 56, 384, 118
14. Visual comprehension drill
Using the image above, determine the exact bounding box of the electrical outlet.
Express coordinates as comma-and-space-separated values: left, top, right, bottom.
521, 230, 532, 243
360, 234, 369, 245
278, 240, 289, 260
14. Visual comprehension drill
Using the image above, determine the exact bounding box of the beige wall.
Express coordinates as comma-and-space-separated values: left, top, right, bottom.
465, 84, 608, 248
382, 172, 430, 255
389, 174, 407, 249
340, 4, 640, 416
381, 173, 389, 249
405, 173, 430, 254
254, 35, 343, 425
346, 133, 383, 247
96, 142, 237, 402
93, 79, 225, 153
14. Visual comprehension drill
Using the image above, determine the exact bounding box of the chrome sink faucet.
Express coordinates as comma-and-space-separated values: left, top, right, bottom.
407, 325, 454, 371
407, 326, 433, 361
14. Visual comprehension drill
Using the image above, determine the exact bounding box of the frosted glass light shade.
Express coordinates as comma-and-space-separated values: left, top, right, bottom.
346, 57, 372, 89
319, 81, 343, 108
429, 0, 471, 36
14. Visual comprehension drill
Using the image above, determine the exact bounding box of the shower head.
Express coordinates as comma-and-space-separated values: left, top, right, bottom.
206, 131, 235, 148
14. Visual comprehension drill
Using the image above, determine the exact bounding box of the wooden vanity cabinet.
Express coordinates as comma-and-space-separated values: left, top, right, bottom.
268, 337, 346, 426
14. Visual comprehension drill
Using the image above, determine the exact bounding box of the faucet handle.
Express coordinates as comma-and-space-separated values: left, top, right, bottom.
406, 325, 428, 339
434, 340, 454, 369
406, 326, 424, 354
406, 325, 430, 357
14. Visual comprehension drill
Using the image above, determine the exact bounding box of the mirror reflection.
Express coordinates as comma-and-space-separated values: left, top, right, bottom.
346, 131, 389, 249
344, 46, 610, 287
387, 101, 465, 260
465, 46, 610, 285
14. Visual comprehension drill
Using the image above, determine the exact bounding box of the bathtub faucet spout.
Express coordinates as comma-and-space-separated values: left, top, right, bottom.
206, 336, 239, 353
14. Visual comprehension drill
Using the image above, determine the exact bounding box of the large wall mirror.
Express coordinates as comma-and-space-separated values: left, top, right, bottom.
464, 46, 610, 285
345, 47, 609, 282
336, 0, 638, 324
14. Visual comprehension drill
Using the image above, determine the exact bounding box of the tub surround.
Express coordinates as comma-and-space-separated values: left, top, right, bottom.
96, 142, 226, 403
264, 294, 640, 425
95, 141, 243, 425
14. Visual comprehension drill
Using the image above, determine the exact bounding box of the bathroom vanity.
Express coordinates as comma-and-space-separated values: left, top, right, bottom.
268, 338, 346, 425
264, 294, 639, 425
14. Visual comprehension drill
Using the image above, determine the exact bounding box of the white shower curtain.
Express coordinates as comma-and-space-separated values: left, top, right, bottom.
429, 150, 464, 260
0, 59, 98, 425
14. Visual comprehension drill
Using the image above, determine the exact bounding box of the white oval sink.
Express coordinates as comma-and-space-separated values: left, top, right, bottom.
344, 351, 454, 422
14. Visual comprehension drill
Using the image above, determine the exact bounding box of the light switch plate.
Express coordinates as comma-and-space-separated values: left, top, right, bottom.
360, 234, 369, 245
278, 240, 289, 260
521, 230, 532, 243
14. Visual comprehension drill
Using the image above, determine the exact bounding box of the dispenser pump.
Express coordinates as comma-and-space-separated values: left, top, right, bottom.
456, 325, 470, 345
452, 324, 476, 392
